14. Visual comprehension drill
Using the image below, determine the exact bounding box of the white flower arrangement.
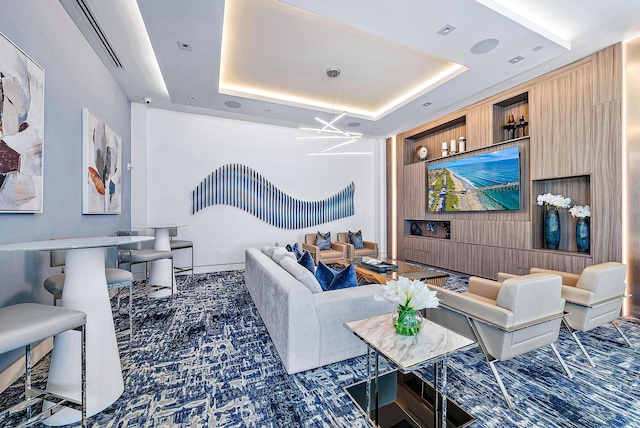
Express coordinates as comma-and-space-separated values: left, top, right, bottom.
537, 193, 571, 210
375, 276, 439, 311
569, 204, 591, 219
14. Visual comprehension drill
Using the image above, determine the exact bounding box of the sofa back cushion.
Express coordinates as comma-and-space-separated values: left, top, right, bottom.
280, 256, 323, 294
497, 273, 563, 325
576, 262, 627, 302
272, 247, 296, 264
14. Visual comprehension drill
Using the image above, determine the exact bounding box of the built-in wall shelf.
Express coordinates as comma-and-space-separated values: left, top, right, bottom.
530, 248, 593, 258
405, 220, 450, 240
532, 175, 591, 253
493, 92, 529, 144
403, 116, 466, 165
426, 136, 529, 164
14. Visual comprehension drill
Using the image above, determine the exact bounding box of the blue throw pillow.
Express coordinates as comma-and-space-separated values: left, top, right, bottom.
315, 262, 358, 291
286, 243, 303, 259
315, 231, 331, 251
328, 264, 358, 290
315, 262, 337, 291
297, 251, 315, 274
349, 230, 364, 249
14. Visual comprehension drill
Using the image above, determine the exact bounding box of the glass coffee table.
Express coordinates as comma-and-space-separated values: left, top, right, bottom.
344, 313, 477, 428
337, 258, 450, 286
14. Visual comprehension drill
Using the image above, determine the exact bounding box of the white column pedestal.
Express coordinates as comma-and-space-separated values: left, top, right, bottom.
44, 247, 124, 425
148, 228, 176, 298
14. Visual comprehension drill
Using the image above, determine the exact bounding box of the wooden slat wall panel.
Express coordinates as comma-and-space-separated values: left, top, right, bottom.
454, 220, 530, 249
529, 65, 593, 179
592, 44, 622, 105
519, 250, 591, 274
466, 105, 492, 151
591, 100, 623, 263
471, 246, 520, 279
403, 164, 426, 219
393, 136, 404, 260
395, 45, 621, 279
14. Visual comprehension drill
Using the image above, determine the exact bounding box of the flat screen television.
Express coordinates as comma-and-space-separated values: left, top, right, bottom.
427, 146, 520, 212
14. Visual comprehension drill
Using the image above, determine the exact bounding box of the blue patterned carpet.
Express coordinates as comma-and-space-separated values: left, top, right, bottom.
1, 271, 639, 427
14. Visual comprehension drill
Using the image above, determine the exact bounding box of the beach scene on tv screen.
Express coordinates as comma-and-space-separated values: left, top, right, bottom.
428, 146, 520, 212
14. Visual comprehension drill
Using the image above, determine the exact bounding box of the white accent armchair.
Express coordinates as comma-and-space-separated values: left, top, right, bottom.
426, 272, 571, 407
530, 262, 632, 366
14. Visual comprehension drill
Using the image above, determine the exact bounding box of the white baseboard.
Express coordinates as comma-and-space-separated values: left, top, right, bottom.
0, 338, 53, 394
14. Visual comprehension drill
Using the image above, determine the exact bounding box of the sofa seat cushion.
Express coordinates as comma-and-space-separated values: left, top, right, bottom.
280, 256, 323, 293
318, 248, 343, 260
354, 247, 376, 258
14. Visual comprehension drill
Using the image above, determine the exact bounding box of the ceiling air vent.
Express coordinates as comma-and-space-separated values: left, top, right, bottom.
61, 0, 124, 68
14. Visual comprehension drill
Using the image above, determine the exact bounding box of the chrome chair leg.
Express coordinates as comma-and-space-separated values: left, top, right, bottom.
612, 320, 633, 348
488, 360, 514, 408
468, 318, 514, 408
550, 343, 573, 378
563, 318, 596, 367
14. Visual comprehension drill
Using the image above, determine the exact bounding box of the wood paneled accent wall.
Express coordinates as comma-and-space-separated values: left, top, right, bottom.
390, 44, 623, 279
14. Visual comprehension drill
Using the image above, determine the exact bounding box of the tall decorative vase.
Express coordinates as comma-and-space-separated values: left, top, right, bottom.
576, 218, 590, 253
544, 209, 561, 250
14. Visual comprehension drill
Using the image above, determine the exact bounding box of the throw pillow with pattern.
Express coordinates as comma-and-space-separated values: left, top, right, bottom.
315, 231, 331, 251
348, 230, 365, 249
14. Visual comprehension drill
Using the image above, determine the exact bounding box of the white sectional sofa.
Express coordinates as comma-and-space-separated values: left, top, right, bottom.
244, 247, 394, 374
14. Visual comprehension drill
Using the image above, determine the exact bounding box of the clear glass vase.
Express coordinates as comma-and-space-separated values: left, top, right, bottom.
392, 307, 422, 336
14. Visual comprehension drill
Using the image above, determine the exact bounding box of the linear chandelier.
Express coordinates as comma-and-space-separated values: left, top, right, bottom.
296, 68, 364, 154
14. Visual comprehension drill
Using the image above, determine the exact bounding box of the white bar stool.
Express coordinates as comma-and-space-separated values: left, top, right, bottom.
0, 303, 87, 427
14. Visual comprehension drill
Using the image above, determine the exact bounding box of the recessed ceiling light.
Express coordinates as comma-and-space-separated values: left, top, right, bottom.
177, 40, 192, 51
508, 56, 525, 64
438, 24, 456, 36
533, 45, 543, 52
422, 102, 432, 107
347, 122, 361, 128
470, 38, 500, 55
225, 100, 242, 108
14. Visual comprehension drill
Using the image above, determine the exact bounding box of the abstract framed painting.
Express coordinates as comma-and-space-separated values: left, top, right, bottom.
82, 109, 122, 214
0, 32, 45, 213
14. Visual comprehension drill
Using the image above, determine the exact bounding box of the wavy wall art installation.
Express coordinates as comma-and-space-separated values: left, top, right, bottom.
192, 164, 354, 229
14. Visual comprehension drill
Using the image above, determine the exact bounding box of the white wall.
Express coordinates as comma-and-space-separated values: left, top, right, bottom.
132, 107, 386, 272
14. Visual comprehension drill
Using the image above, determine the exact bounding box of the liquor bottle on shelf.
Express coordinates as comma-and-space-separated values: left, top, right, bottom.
504, 114, 516, 140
